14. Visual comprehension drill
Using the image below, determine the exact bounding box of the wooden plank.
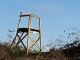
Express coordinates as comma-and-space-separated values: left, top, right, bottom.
39, 18, 42, 52
20, 12, 41, 18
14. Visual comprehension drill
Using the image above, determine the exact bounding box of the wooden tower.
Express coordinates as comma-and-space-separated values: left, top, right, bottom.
11, 12, 42, 54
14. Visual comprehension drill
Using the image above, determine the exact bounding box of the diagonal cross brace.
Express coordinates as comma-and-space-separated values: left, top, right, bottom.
15, 33, 27, 49
28, 36, 40, 50
29, 36, 40, 51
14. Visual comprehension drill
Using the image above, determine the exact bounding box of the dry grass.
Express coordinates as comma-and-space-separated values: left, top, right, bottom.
0, 42, 68, 60
1, 27, 80, 60
1, 41, 80, 60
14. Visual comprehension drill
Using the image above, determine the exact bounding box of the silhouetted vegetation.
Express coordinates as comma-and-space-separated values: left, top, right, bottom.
0, 28, 80, 60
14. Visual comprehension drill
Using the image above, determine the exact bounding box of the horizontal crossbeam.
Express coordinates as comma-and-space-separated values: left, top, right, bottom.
20, 12, 41, 18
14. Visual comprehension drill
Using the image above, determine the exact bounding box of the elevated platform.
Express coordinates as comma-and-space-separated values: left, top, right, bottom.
17, 28, 40, 33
